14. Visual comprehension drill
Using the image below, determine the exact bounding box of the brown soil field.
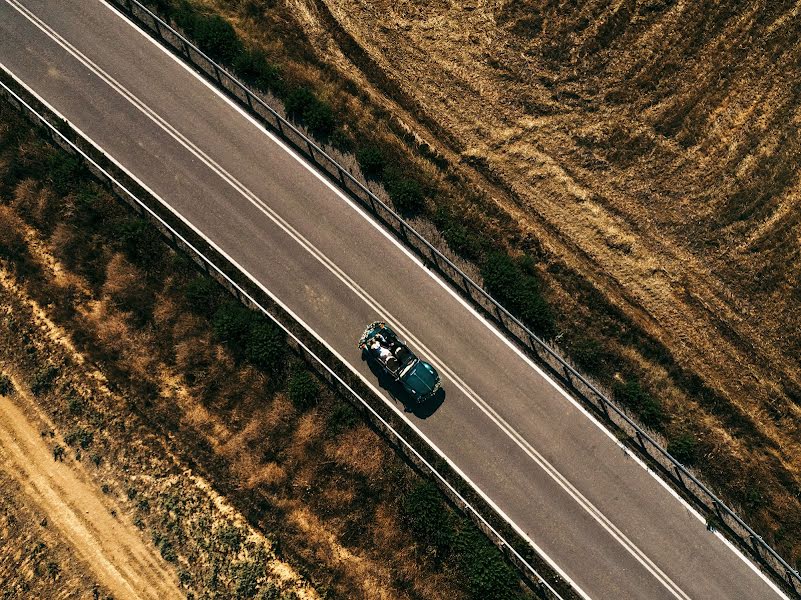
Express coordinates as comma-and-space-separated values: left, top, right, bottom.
0, 101, 531, 599
167, 0, 801, 570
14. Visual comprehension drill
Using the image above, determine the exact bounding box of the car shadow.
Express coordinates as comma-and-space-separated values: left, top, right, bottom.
409, 388, 445, 419
362, 352, 445, 418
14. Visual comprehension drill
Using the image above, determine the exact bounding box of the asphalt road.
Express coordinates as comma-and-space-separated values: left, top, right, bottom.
0, 1, 786, 598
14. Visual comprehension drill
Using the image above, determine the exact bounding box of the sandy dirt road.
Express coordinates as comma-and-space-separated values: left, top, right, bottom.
0, 385, 183, 600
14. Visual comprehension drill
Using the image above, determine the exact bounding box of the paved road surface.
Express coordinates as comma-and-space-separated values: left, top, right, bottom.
0, 1, 786, 598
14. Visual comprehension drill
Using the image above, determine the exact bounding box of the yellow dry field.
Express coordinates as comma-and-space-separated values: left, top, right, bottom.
0, 386, 182, 600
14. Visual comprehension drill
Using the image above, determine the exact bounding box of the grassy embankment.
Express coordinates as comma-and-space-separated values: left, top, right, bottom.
0, 94, 532, 598
136, 0, 801, 572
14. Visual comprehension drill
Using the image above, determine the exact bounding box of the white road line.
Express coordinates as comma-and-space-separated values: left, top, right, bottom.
6, 3, 693, 597
7, 1, 792, 597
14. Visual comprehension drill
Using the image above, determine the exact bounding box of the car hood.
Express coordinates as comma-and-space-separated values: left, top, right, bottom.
401, 360, 439, 396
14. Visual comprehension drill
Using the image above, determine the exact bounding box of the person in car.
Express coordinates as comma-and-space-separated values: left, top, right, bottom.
370, 339, 393, 363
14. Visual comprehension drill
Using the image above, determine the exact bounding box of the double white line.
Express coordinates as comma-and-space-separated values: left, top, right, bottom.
5, 2, 695, 598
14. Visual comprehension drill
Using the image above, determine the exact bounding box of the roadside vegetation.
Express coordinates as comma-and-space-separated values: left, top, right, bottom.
0, 101, 533, 598
131, 0, 801, 575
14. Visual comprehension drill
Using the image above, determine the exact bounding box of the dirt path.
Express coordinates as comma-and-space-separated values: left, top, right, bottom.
0, 386, 183, 600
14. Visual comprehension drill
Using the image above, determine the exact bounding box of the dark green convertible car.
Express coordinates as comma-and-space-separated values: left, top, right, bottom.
358, 321, 441, 404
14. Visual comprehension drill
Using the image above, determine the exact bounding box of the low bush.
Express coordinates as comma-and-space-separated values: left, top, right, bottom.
64, 427, 93, 450
433, 210, 487, 262
402, 481, 454, 558
52, 444, 65, 462
356, 145, 386, 179
384, 174, 426, 215
176, 9, 243, 65
212, 301, 252, 349
184, 276, 223, 318
152, 531, 177, 563
0, 373, 13, 396
30, 365, 58, 396
233, 560, 265, 599
454, 527, 519, 600
285, 87, 336, 137
45, 151, 84, 197
287, 368, 319, 410
613, 378, 665, 430
246, 318, 286, 371
233, 48, 282, 94
112, 218, 163, 267
666, 432, 697, 465
481, 252, 555, 338
217, 524, 243, 552
67, 395, 85, 415
569, 336, 605, 375
328, 401, 359, 434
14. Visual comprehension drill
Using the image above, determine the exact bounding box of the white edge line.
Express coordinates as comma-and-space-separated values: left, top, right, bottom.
0, 61, 581, 600
16, 1, 798, 595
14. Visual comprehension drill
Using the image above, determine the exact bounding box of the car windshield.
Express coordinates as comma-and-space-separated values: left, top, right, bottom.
399, 358, 418, 379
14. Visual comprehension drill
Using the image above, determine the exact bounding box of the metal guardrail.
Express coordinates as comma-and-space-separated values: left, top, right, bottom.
0, 69, 571, 599
105, 1, 801, 594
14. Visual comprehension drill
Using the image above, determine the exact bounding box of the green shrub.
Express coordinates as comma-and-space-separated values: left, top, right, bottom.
433, 207, 490, 260
0, 373, 13, 396
64, 427, 93, 450
188, 13, 243, 65
246, 318, 286, 370
46, 151, 84, 196
328, 401, 359, 434
454, 527, 519, 600
30, 365, 58, 396
285, 87, 335, 137
113, 218, 162, 267
667, 432, 697, 465
52, 444, 65, 462
217, 524, 243, 552
356, 145, 386, 179
287, 368, 319, 409
233, 560, 264, 599
385, 175, 426, 215
613, 378, 665, 429
481, 252, 555, 338
212, 301, 252, 348
402, 481, 454, 557
184, 276, 223, 317
233, 48, 282, 93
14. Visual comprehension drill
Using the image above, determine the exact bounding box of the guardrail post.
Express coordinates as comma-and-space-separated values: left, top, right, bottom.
673, 465, 685, 487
